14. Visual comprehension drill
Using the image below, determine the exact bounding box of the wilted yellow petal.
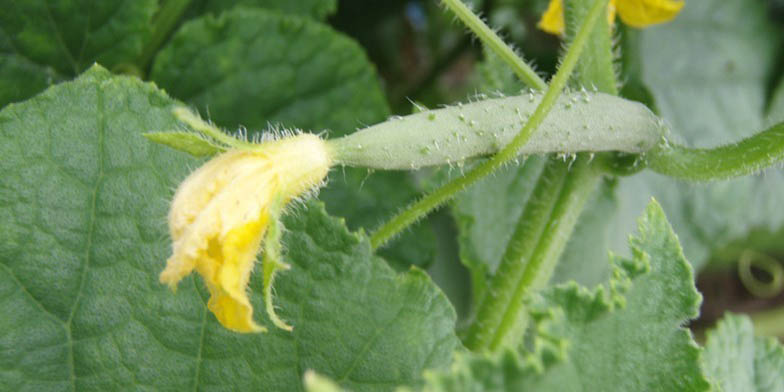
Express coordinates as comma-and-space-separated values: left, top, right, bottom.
616, 0, 684, 28
206, 219, 268, 333
160, 133, 332, 333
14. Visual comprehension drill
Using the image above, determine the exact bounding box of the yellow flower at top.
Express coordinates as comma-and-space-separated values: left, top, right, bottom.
159, 132, 332, 333
538, 0, 684, 36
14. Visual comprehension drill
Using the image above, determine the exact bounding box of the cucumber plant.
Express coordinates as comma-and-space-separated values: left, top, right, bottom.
1, 0, 784, 391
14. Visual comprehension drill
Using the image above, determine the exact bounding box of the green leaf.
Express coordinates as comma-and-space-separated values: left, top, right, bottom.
703, 313, 784, 392
421, 201, 711, 391
418, 350, 544, 392
0, 0, 157, 106
0, 66, 459, 391
143, 131, 226, 157
188, 0, 337, 20
0, 52, 63, 107
150, 8, 387, 136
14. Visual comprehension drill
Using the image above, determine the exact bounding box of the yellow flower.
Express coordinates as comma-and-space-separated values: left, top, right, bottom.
159, 133, 332, 333
538, 0, 684, 35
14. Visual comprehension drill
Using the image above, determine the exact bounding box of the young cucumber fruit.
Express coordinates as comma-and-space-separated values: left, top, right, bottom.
328, 91, 667, 170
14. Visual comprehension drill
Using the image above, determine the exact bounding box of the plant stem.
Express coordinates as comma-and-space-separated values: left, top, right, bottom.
563, 0, 618, 94
491, 158, 600, 350
646, 121, 784, 181
137, 0, 193, 73
464, 158, 600, 350
463, 159, 570, 349
369, 0, 610, 250
441, 0, 547, 91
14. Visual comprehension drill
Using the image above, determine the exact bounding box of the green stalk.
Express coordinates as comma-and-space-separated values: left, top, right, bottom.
369, 0, 610, 249
646, 121, 784, 181
137, 0, 193, 72
463, 0, 616, 351
490, 158, 600, 350
563, 0, 618, 94
441, 0, 547, 91
463, 159, 570, 349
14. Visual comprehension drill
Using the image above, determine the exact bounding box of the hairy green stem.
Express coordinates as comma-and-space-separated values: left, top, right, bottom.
137, 0, 193, 72
464, 158, 600, 350
441, 0, 547, 91
563, 0, 618, 94
369, 0, 610, 249
463, 159, 570, 349
646, 122, 784, 181
491, 158, 600, 350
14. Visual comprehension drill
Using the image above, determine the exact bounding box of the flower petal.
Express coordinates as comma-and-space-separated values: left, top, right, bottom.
538, 0, 618, 35
160, 133, 332, 333
538, 0, 566, 35
207, 219, 268, 333
616, 0, 684, 28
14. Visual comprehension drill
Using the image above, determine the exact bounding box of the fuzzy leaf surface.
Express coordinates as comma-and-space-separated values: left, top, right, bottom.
0, 66, 459, 391
150, 8, 387, 136
422, 201, 710, 391
703, 313, 784, 392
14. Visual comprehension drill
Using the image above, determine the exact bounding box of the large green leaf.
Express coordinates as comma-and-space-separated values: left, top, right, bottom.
150, 8, 387, 136
420, 201, 711, 391
0, 66, 459, 391
703, 313, 784, 392
0, 0, 156, 107
187, 0, 337, 20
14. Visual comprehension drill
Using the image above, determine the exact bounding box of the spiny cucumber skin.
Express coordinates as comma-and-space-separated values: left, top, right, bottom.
328, 91, 667, 170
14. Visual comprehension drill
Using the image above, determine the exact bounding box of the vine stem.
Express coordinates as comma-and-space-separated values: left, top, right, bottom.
137, 0, 193, 72
646, 121, 784, 181
464, 157, 601, 350
369, 0, 610, 250
441, 0, 547, 91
